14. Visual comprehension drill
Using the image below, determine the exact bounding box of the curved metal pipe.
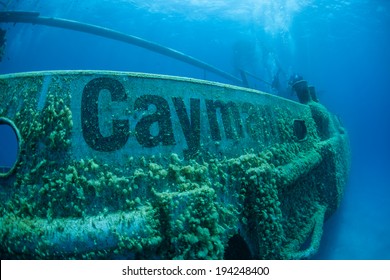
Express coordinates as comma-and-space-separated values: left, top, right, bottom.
0, 207, 155, 257
0, 11, 243, 84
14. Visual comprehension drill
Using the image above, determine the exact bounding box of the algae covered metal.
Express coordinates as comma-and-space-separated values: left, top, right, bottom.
0, 71, 350, 259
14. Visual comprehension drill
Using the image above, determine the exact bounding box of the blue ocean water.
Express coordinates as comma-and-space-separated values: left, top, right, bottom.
0, 0, 389, 259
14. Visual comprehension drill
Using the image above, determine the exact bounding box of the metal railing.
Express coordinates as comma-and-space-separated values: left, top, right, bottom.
1, 11, 246, 85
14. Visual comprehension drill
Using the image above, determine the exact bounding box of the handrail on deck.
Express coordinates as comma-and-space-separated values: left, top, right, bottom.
1, 11, 247, 85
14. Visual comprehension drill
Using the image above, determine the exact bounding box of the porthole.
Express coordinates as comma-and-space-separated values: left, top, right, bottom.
293, 119, 307, 141
224, 234, 253, 260
0, 118, 21, 177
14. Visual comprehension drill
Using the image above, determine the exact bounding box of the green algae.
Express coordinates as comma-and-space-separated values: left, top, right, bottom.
0, 71, 350, 259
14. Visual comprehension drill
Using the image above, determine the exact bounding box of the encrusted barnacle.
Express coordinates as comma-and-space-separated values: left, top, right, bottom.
0, 71, 349, 260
